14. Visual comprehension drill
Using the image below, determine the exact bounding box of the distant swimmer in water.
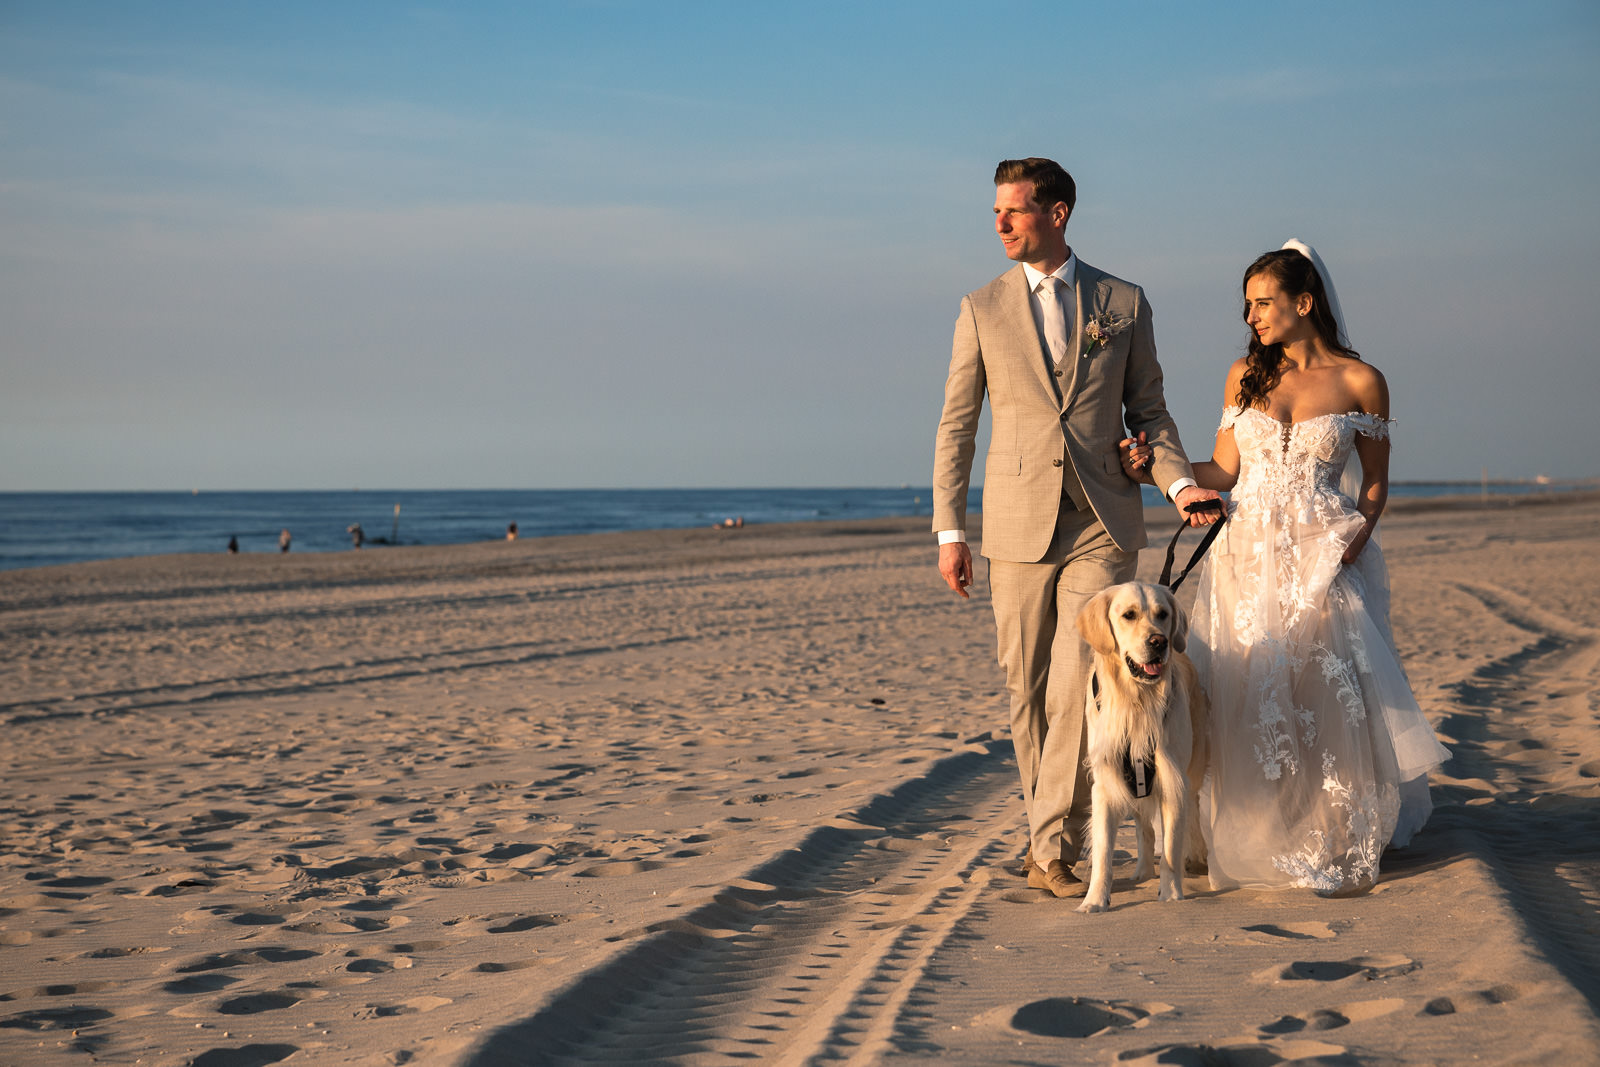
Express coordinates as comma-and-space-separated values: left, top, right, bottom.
506, 522, 518, 541
347, 523, 364, 549
279, 528, 292, 553
227, 535, 239, 554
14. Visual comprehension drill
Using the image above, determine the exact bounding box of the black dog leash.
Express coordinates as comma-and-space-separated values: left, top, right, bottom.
1158, 499, 1228, 591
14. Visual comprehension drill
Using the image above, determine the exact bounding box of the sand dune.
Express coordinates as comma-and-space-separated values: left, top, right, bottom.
1, 498, 1597, 1064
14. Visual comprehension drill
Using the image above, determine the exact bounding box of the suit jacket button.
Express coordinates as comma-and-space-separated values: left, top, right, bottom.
1054, 369, 1064, 377
1052, 459, 1063, 467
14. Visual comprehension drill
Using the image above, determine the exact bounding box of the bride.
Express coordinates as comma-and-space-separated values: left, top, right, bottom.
1123, 241, 1449, 895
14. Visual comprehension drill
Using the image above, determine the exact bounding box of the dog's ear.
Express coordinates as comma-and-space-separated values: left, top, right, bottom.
1165, 589, 1189, 653
1076, 588, 1118, 656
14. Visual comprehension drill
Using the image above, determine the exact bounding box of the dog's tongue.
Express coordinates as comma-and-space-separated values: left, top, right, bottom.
1139, 660, 1162, 678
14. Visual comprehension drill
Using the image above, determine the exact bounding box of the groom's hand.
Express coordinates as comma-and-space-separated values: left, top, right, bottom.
939, 542, 974, 598
1174, 485, 1223, 527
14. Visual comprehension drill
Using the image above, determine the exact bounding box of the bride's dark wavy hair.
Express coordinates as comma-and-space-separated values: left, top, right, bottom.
1236, 249, 1361, 410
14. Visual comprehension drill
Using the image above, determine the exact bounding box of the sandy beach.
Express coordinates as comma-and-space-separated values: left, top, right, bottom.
2, 494, 1598, 1066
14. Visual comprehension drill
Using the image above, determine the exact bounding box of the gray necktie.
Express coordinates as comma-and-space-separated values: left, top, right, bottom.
1039, 276, 1070, 364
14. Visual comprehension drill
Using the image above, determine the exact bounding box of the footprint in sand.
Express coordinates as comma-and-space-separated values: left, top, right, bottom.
1009, 997, 1169, 1039
485, 913, 566, 933
1419, 984, 1522, 1015
481, 842, 551, 862
0, 1006, 115, 1032
1, 980, 119, 999
354, 995, 451, 1018
175, 947, 320, 972
36, 874, 114, 889
283, 913, 408, 934
998, 889, 1056, 904
139, 870, 217, 895
345, 958, 393, 974
190, 1044, 299, 1067
1259, 1008, 1349, 1034
475, 959, 543, 973
1254, 954, 1418, 983
79, 945, 172, 959
217, 989, 320, 1015
341, 896, 405, 912
1115, 1039, 1348, 1065
387, 940, 465, 952
163, 974, 243, 995
574, 859, 666, 878
198, 902, 316, 927
1242, 921, 1340, 940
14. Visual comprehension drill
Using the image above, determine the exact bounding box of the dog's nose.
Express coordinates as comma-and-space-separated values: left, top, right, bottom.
1147, 634, 1167, 651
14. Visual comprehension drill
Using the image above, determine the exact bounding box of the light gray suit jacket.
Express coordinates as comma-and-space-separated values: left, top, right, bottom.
932, 259, 1193, 561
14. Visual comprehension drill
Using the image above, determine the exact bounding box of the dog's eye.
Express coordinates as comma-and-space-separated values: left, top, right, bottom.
1155, 609, 1168, 620
1122, 610, 1138, 620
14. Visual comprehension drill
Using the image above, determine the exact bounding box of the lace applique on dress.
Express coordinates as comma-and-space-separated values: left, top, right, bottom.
1195, 407, 1447, 894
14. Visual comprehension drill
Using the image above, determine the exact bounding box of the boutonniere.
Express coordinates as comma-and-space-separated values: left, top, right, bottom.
1083, 311, 1132, 353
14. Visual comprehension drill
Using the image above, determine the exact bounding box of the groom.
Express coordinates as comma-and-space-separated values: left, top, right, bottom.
932, 158, 1218, 897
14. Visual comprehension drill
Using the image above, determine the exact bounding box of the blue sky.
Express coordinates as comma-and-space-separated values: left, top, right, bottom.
2, 1, 1596, 490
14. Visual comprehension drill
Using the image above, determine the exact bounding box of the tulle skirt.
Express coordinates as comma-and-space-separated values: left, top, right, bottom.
1191, 502, 1449, 893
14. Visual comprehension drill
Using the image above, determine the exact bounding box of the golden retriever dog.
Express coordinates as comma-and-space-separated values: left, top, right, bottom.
1073, 581, 1210, 913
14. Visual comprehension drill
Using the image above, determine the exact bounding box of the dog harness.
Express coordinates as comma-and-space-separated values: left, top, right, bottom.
1090, 672, 1158, 799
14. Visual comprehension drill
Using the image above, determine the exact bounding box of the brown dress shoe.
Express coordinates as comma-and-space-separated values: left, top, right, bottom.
1027, 859, 1087, 899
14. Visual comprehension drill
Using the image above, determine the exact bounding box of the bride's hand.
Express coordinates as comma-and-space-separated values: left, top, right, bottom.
1342, 520, 1374, 564
1118, 432, 1154, 484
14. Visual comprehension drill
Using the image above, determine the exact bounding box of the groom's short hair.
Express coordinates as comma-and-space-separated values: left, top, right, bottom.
994, 158, 1076, 217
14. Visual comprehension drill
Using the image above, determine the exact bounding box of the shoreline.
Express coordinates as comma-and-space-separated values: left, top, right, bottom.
7, 487, 1599, 582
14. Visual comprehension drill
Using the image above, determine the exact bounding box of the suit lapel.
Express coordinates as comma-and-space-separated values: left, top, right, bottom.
1063, 260, 1113, 408
1000, 266, 1060, 405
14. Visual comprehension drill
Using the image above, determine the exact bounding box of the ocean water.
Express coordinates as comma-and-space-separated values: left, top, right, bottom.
0, 483, 1580, 573
0, 488, 951, 572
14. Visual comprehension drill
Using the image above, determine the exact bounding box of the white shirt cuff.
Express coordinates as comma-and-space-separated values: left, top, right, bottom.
937, 530, 966, 545
1165, 477, 1197, 502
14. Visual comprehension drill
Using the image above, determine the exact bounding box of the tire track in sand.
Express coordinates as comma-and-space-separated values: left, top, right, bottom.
464, 741, 1021, 1066
1434, 580, 1600, 1012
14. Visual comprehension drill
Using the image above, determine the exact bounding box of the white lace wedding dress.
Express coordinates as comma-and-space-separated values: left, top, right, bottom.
1191, 406, 1450, 894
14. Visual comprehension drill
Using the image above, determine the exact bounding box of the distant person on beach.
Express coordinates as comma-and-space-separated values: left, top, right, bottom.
227, 536, 238, 554
279, 529, 291, 553
347, 523, 364, 550
506, 522, 518, 541
1120, 242, 1448, 894
931, 157, 1218, 899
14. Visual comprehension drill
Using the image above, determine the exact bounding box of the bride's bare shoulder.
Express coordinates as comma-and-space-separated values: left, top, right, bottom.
1342, 359, 1389, 416
1223, 356, 1250, 389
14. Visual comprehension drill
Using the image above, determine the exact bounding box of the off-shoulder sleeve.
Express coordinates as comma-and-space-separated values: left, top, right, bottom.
1217, 406, 1244, 433
1348, 413, 1393, 441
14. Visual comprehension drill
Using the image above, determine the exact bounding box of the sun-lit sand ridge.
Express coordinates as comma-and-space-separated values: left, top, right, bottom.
1, 495, 1598, 1065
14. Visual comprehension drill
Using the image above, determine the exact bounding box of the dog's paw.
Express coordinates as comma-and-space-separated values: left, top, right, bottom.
1076, 897, 1109, 914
